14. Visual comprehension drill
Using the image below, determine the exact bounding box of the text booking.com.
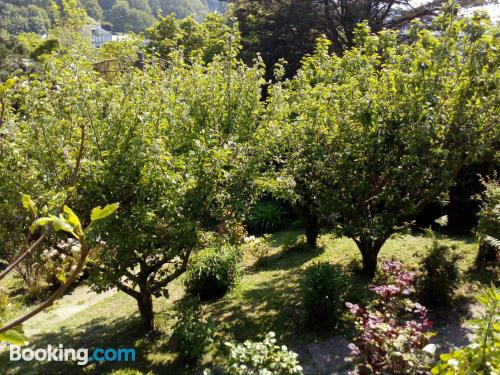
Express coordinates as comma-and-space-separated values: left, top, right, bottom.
10, 344, 136, 365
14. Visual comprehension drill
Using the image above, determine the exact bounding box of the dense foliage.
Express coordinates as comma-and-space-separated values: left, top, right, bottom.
300, 262, 349, 328
0, 0, 220, 35
260, 4, 499, 275
0, 24, 265, 330
233, 0, 445, 78
184, 246, 240, 300
0, 3, 498, 372
146, 13, 235, 63
247, 200, 288, 234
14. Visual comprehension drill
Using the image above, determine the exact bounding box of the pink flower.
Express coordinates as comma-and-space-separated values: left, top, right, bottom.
346, 302, 362, 315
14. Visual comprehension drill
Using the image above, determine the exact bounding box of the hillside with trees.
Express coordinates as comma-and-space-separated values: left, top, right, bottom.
0, 0, 223, 34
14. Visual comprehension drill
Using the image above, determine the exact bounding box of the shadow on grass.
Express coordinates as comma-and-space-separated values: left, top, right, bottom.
464, 262, 499, 287
206, 268, 306, 345
0, 313, 191, 375
253, 243, 325, 272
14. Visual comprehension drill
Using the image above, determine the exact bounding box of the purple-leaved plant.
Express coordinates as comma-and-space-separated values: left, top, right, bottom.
346, 260, 434, 374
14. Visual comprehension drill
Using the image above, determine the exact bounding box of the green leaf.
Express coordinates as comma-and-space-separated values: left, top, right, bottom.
63, 205, 81, 230
30, 217, 54, 233
0, 326, 28, 345
21, 195, 37, 216
0, 78, 15, 96
30, 215, 77, 238
50, 215, 76, 236
90, 203, 119, 222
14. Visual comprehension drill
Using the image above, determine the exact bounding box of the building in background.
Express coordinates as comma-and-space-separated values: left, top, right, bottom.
90, 26, 112, 48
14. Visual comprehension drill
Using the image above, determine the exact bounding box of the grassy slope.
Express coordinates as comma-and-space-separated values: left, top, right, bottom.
0, 230, 494, 374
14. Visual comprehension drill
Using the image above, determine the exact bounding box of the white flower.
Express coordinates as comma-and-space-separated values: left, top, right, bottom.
423, 344, 436, 356
244, 235, 256, 243
447, 359, 460, 368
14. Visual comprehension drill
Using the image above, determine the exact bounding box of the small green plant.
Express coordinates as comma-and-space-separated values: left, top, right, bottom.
416, 231, 462, 307
300, 262, 349, 328
432, 285, 499, 375
476, 179, 500, 263
247, 200, 288, 233
184, 245, 240, 301
172, 299, 215, 363
204, 331, 303, 375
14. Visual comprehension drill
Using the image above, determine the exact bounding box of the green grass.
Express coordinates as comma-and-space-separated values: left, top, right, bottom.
0, 230, 495, 374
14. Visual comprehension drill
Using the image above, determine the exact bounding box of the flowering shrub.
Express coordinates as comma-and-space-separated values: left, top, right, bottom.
432, 285, 499, 375
346, 260, 434, 374
206, 331, 303, 375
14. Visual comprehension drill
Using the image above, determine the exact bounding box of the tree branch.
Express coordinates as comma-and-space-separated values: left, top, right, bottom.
0, 240, 90, 335
0, 230, 50, 282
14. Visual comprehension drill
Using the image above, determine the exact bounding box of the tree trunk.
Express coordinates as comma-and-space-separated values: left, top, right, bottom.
137, 292, 154, 332
354, 237, 387, 278
304, 210, 319, 248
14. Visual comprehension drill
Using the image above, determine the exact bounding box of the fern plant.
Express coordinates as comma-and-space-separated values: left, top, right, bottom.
476, 180, 500, 263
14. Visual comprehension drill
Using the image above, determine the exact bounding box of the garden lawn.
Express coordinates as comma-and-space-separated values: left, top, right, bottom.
0, 230, 493, 374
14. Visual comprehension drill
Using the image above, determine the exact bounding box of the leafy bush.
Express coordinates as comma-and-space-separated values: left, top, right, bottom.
172, 299, 215, 362
346, 260, 434, 374
218, 215, 248, 246
204, 331, 303, 375
416, 232, 463, 307
247, 200, 288, 233
476, 179, 500, 263
300, 262, 349, 328
185, 246, 240, 301
432, 285, 499, 375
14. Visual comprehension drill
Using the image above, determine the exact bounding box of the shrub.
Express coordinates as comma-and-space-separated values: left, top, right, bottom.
300, 262, 349, 328
432, 285, 499, 375
346, 260, 434, 374
416, 232, 463, 307
218, 215, 248, 246
172, 299, 215, 362
247, 200, 288, 233
204, 331, 303, 375
476, 179, 500, 263
185, 246, 240, 301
